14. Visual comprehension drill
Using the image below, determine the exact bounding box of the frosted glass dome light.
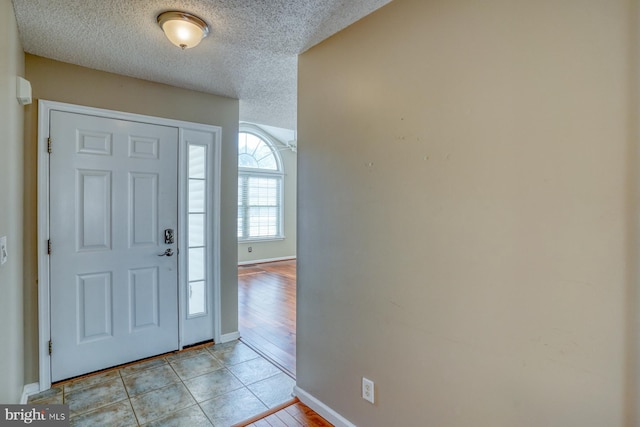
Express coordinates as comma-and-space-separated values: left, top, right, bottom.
157, 11, 209, 50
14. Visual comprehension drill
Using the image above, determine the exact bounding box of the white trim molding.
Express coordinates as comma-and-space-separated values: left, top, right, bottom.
21, 383, 40, 404
239, 122, 294, 151
220, 331, 241, 343
293, 386, 357, 427
238, 256, 296, 266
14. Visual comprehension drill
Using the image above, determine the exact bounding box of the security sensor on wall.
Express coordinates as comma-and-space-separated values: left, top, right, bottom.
16, 76, 32, 105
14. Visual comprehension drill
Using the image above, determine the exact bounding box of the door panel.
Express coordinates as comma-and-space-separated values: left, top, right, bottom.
77, 169, 111, 250
129, 267, 160, 331
130, 172, 159, 246
49, 110, 179, 381
77, 272, 112, 342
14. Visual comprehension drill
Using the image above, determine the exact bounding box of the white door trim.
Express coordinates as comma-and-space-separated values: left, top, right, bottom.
37, 100, 222, 391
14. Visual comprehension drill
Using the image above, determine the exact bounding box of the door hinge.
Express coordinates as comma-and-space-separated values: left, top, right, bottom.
47, 137, 52, 154
47, 239, 51, 255
48, 340, 52, 355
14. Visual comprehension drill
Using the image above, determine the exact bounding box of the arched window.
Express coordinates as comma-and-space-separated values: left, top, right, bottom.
238, 128, 284, 241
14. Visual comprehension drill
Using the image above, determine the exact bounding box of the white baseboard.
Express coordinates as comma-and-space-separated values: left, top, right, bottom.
293, 386, 356, 427
220, 331, 241, 343
238, 256, 296, 266
21, 383, 40, 404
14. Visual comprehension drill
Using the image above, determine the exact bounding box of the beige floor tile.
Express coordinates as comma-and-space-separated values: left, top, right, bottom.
130, 382, 196, 425
65, 377, 128, 416
200, 388, 267, 427
122, 364, 180, 398
227, 357, 282, 385
164, 348, 210, 363
168, 352, 223, 380
207, 341, 260, 366
64, 369, 121, 393
184, 368, 244, 402
28, 385, 64, 404
70, 400, 137, 427
36, 340, 289, 426
141, 405, 212, 427
247, 372, 295, 408
120, 357, 168, 377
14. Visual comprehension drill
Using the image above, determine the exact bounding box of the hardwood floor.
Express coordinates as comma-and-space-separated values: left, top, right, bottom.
234, 398, 333, 427
238, 259, 297, 377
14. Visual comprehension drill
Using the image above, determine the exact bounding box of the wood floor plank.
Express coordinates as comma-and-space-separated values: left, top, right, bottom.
264, 413, 290, 427
284, 402, 333, 427
238, 260, 297, 376
273, 410, 304, 426
232, 398, 332, 427
284, 404, 309, 426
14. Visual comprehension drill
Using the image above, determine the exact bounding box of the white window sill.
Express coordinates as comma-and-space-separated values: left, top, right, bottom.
238, 237, 285, 244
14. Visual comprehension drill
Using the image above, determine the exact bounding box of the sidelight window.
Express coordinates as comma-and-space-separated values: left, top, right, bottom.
187, 144, 208, 316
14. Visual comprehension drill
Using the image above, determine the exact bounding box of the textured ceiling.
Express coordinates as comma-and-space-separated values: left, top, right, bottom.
11, 0, 391, 130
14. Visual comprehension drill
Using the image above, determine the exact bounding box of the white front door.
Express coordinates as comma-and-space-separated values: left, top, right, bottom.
49, 110, 179, 381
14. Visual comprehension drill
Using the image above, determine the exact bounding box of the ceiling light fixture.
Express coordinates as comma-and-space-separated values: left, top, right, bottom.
157, 11, 210, 50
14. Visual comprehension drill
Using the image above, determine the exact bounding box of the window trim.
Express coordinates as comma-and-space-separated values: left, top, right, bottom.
238, 124, 285, 242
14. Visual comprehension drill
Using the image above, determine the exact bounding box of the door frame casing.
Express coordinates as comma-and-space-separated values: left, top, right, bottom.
37, 100, 222, 391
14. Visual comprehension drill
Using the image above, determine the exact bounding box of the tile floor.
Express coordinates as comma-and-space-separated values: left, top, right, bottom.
27, 341, 296, 427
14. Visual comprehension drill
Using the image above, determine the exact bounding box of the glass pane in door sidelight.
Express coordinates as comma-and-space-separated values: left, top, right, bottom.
187, 144, 208, 318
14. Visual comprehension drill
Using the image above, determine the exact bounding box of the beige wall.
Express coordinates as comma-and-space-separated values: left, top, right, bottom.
23, 55, 240, 384
0, 0, 25, 404
238, 132, 297, 264
297, 0, 637, 425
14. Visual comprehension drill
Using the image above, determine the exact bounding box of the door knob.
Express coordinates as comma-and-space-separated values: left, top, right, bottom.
158, 248, 174, 257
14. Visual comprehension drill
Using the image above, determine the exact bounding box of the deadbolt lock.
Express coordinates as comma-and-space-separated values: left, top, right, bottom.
164, 229, 174, 244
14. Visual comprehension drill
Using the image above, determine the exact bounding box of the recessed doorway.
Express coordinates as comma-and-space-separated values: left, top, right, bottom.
235, 123, 297, 378
238, 260, 297, 377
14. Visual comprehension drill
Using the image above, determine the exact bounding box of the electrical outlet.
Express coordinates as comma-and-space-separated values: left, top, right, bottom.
248, 246, 252, 253
0, 236, 7, 265
362, 377, 374, 404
